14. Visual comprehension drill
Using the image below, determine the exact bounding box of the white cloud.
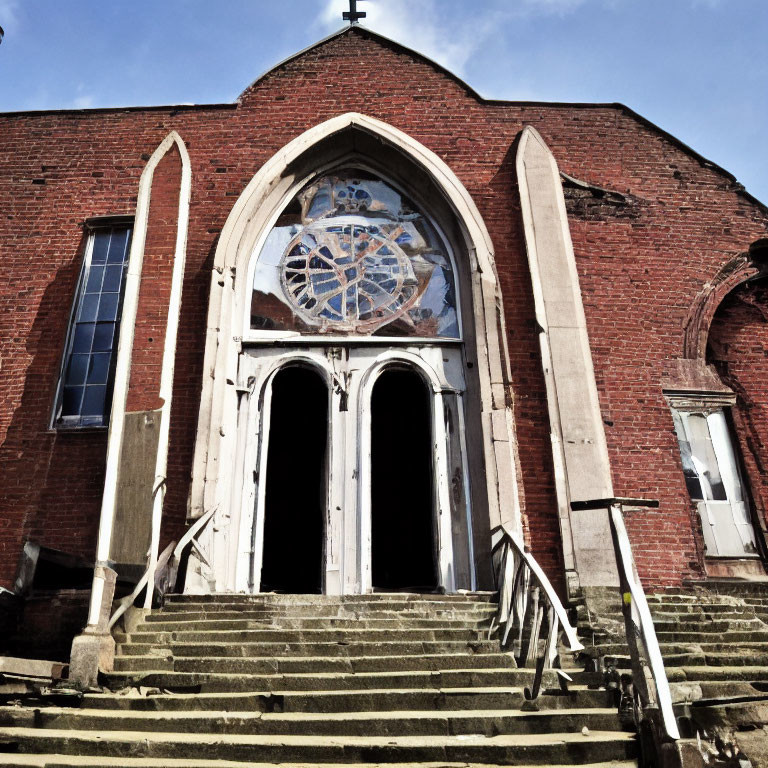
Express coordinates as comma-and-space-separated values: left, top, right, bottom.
517, 0, 637, 17
0, 0, 20, 34
318, 0, 506, 76
316, 0, 624, 77
521, 0, 587, 13
72, 94, 94, 109
71, 84, 95, 110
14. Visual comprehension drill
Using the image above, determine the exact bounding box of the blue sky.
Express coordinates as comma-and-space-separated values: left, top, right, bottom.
1, 0, 766, 204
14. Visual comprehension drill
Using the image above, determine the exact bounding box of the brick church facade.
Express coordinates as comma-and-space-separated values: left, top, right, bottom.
2, 25, 768, 638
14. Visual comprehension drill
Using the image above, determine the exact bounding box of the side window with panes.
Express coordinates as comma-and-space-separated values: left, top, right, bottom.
54, 224, 132, 428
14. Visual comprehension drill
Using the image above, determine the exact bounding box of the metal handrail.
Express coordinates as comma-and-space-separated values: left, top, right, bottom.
573, 498, 680, 742
108, 540, 175, 631
608, 501, 680, 741
107, 505, 217, 631
490, 523, 583, 700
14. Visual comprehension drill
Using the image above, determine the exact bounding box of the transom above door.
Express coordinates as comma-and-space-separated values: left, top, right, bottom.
246, 168, 461, 342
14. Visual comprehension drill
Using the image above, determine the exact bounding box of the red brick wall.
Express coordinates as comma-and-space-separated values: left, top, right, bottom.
0, 28, 767, 590
125, 144, 182, 413
708, 278, 768, 547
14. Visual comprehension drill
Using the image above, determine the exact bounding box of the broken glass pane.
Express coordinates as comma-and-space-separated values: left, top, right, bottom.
672, 410, 703, 499
92, 322, 115, 352
707, 411, 743, 504
251, 170, 459, 337
673, 407, 758, 556
682, 412, 727, 501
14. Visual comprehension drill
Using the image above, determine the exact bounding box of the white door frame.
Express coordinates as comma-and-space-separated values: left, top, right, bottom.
357, 348, 460, 593
228, 344, 468, 595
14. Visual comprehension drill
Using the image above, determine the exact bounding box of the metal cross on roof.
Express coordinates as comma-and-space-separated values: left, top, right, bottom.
343, 0, 366, 24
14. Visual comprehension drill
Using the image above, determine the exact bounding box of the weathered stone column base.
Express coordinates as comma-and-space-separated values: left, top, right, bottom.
69, 564, 117, 687
69, 631, 115, 688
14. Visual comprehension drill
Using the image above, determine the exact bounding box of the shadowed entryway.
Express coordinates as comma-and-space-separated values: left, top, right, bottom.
371, 367, 438, 591
260, 366, 327, 593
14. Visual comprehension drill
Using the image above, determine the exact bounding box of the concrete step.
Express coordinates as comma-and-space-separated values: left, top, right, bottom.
166, 592, 498, 605
654, 629, 768, 643
648, 603, 760, 614
1, 705, 625, 737
139, 611, 492, 630
589, 641, 768, 656
649, 607, 760, 619
593, 649, 768, 671
666, 666, 768, 683
103, 668, 543, 692
112, 651, 522, 675
165, 594, 498, 608
82, 687, 616, 714
0, 727, 638, 764
157, 604, 498, 617
138, 617, 494, 631
115, 639, 502, 658
646, 594, 742, 604
670, 680, 768, 704
650, 618, 766, 632
0, 758, 639, 768
124, 627, 488, 643
697, 653, 768, 668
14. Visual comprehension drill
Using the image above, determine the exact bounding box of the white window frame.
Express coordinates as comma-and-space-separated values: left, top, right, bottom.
667, 391, 759, 558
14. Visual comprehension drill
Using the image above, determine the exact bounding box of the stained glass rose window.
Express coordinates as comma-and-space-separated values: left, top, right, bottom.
251, 170, 459, 338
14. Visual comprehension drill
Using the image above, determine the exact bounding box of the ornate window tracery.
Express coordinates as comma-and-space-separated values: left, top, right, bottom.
251, 170, 459, 338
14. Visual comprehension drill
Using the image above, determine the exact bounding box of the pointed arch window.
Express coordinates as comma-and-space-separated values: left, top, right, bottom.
250, 169, 459, 338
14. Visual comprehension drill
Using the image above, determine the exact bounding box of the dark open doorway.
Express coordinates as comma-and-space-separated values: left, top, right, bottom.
371, 367, 438, 591
260, 366, 327, 593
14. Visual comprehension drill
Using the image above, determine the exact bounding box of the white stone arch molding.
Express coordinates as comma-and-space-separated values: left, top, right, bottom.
189, 112, 524, 555
356, 350, 458, 594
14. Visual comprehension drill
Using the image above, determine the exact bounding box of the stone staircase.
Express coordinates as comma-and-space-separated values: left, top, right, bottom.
0, 592, 636, 768
581, 585, 768, 764
648, 589, 768, 699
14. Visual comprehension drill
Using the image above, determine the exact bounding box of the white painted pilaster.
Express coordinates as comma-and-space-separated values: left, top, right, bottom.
516, 126, 618, 591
